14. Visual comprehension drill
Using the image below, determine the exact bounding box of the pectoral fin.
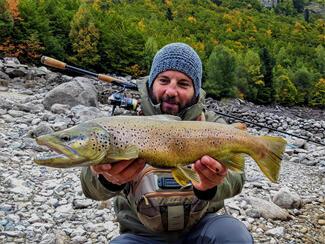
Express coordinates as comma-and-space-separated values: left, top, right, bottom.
172, 166, 200, 186
106, 145, 139, 161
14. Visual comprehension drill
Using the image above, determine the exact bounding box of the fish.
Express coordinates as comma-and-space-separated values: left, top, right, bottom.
34, 115, 287, 185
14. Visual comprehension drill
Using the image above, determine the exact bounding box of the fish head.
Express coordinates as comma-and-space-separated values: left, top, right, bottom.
34, 122, 110, 167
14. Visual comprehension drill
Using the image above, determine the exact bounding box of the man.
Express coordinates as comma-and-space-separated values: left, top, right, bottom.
80, 43, 253, 243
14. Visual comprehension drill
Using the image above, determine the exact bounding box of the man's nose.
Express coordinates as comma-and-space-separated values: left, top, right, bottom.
165, 83, 177, 97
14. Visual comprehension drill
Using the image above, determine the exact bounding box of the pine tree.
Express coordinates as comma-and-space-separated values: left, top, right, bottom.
204, 45, 237, 99
258, 47, 275, 104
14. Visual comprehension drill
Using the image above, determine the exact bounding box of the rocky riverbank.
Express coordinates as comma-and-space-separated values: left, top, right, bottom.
0, 59, 324, 243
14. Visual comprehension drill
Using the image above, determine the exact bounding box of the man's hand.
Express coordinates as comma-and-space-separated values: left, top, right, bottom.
91, 159, 146, 185
192, 156, 228, 191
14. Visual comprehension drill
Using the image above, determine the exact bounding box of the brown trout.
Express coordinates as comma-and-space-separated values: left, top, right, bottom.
34, 115, 287, 185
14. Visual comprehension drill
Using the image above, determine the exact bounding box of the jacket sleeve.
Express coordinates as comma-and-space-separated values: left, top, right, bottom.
210, 171, 245, 202
80, 167, 125, 201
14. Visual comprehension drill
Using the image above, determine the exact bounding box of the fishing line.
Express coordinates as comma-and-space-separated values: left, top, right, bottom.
213, 111, 325, 146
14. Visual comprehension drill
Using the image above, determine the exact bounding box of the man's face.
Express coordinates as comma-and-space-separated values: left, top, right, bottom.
151, 70, 195, 115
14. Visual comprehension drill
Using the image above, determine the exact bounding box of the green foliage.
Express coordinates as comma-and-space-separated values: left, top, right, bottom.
308, 78, 325, 108
273, 65, 298, 105
204, 45, 237, 99
1, 0, 323, 107
98, 11, 146, 76
315, 45, 325, 76
292, 67, 313, 104
144, 37, 159, 70
257, 47, 275, 104
236, 49, 264, 101
69, 4, 100, 67
292, 0, 304, 13
221, 0, 262, 11
274, 0, 296, 16
0, 0, 14, 41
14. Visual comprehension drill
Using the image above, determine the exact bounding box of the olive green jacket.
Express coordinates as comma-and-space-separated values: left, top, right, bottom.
80, 80, 245, 237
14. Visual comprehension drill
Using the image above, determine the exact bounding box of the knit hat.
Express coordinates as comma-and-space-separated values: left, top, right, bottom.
148, 43, 202, 97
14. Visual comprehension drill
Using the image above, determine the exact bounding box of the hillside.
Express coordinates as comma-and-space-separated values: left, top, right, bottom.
0, 0, 324, 106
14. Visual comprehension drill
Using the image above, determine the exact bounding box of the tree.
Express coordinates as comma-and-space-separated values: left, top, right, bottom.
304, 9, 309, 22
273, 65, 298, 105
165, 7, 173, 20
258, 47, 275, 104
274, 0, 296, 16
69, 4, 100, 67
98, 12, 146, 76
0, 0, 14, 41
144, 37, 158, 71
292, 0, 304, 13
236, 49, 264, 101
315, 45, 325, 76
308, 78, 325, 108
292, 67, 313, 104
204, 45, 237, 99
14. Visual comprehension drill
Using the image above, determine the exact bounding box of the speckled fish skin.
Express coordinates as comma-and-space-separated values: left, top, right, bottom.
34, 115, 287, 182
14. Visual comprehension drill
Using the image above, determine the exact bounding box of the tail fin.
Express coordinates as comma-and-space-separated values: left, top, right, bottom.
252, 136, 287, 182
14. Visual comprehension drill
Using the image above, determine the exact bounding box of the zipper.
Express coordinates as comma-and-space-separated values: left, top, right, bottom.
132, 166, 172, 192
142, 191, 194, 206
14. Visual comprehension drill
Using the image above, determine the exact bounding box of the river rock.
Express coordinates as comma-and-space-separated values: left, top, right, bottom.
265, 226, 285, 237
28, 123, 54, 138
245, 197, 291, 220
43, 77, 98, 109
50, 103, 71, 114
272, 187, 302, 209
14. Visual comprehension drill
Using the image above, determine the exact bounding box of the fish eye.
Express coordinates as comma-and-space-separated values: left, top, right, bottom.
60, 134, 71, 142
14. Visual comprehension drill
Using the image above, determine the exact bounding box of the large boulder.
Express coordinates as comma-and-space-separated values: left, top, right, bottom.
43, 77, 98, 110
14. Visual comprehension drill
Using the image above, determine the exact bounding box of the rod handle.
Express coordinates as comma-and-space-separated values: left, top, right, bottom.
98, 73, 118, 83
41, 56, 66, 70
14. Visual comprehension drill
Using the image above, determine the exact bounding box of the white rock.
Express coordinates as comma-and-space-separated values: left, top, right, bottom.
272, 187, 302, 209
266, 226, 285, 237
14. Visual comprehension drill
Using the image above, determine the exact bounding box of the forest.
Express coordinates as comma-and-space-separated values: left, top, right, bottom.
0, 0, 324, 107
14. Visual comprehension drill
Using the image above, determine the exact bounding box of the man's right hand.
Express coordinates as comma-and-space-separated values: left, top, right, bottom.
91, 159, 146, 185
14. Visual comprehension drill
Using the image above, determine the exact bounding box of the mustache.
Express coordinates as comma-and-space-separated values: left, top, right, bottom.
162, 95, 178, 104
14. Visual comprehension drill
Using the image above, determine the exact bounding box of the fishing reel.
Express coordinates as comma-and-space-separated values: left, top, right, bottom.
108, 91, 140, 116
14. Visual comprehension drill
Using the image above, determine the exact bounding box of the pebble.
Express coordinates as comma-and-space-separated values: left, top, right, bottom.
318, 219, 325, 225
266, 227, 285, 237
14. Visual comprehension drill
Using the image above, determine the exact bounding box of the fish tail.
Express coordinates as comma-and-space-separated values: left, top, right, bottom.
251, 136, 287, 183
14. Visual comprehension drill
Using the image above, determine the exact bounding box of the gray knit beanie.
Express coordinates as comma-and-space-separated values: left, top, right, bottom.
148, 42, 202, 97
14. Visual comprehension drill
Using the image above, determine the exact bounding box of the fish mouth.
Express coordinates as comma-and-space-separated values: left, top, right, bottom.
34, 137, 87, 168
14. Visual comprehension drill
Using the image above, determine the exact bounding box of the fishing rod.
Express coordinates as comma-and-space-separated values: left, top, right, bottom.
213, 110, 325, 146
41, 56, 138, 91
41, 56, 324, 146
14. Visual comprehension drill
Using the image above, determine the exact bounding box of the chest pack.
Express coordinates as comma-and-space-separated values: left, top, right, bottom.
126, 166, 209, 233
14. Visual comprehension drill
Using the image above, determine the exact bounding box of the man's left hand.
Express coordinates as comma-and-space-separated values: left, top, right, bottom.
192, 155, 228, 191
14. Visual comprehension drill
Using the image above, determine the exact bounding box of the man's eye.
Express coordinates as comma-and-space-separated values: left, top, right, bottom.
179, 82, 190, 88
159, 79, 169, 84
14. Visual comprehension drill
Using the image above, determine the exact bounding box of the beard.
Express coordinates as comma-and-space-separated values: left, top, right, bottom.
160, 96, 181, 115
150, 92, 197, 115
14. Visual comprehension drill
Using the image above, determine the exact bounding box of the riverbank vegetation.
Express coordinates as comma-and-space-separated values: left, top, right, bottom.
0, 0, 324, 107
